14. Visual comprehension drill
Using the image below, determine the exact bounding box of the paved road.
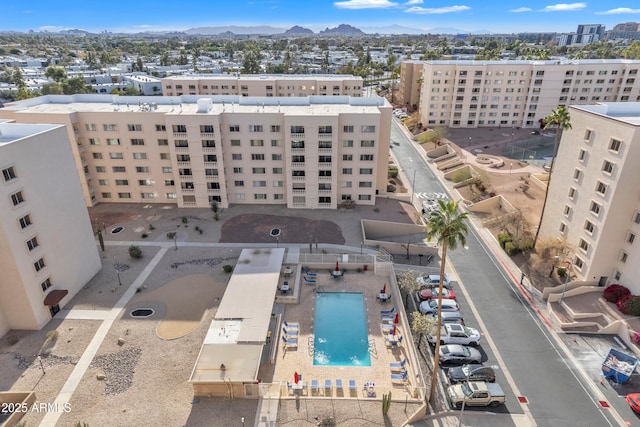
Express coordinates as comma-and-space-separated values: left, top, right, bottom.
390, 119, 624, 427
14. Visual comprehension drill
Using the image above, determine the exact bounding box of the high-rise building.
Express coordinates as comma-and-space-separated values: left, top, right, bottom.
0, 94, 391, 210
575, 24, 606, 44
0, 123, 101, 336
537, 102, 640, 291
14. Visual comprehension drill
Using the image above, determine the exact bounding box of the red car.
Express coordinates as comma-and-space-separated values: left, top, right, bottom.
626, 393, 640, 414
419, 288, 456, 300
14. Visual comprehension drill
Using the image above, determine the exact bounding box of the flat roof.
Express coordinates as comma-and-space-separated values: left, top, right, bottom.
163, 74, 361, 81
0, 123, 63, 145
572, 102, 640, 126
189, 248, 285, 384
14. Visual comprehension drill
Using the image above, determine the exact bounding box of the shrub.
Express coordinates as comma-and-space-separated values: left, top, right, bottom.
556, 267, 567, 278
633, 332, 640, 346
128, 245, 142, 259
518, 238, 534, 252
504, 241, 519, 256
450, 168, 472, 183
141, 233, 148, 239
617, 295, 640, 316
181, 216, 188, 224
388, 166, 399, 179
387, 184, 396, 192
498, 233, 512, 249
603, 284, 631, 303
222, 264, 234, 273
149, 224, 155, 230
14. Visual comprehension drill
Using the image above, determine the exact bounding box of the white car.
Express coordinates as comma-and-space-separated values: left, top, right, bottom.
427, 323, 481, 346
417, 274, 452, 289
419, 299, 459, 314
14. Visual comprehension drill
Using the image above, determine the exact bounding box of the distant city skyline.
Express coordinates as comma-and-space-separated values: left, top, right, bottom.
1, 0, 639, 35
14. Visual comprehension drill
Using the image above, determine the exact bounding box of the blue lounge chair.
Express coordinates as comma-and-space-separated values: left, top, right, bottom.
283, 327, 298, 336
324, 379, 332, 393
390, 371, 408, 382
381, 314, 395, 322
304, 276, 317, 284
389, 359, 407, 370
349, 379, 356, 391
282, 336, 298, 347
336, 379, 343, 391
310, 379, 319, 393
381, 323, 394, 332
302, 267, 317, 277
283, 320, 299, 330
380, 306, 395, 315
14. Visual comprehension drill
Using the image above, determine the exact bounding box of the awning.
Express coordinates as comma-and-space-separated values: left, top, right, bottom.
43, 289, 68, 306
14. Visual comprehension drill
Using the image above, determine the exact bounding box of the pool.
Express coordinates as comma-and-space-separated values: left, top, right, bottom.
314, 292, 371, 366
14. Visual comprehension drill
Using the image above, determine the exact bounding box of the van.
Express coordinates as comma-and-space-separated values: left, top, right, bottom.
428, 311, 464, 325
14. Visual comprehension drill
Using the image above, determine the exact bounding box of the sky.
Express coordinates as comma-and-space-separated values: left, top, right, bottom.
1, 1, 640, 34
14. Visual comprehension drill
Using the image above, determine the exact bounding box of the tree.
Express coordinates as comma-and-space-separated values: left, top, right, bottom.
397, 270, 419, 309
425, 200, 468, 404
533, 106, 572, 246
62, 77, 93, 95
418, 127, 448, 148
45, 66, 66, 83
411, 311, 438, 350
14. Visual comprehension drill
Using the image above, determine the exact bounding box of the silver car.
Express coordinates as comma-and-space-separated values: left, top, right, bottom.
419, 299, 459, 314
439, 344, 482, 364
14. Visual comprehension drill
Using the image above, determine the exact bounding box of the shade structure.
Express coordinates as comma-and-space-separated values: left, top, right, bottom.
382, 284, 386, 294
393, 313, 399, 324
43, 289, 68, 306
335, 261, 340, 272
392, 324, 397, 336
294, 371, 299, 384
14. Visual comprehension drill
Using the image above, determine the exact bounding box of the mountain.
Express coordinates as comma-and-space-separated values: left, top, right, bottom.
361, 24, 426, 35
184, 25, 285, 35
318, 24, 366, 36
283, 26, 314, 36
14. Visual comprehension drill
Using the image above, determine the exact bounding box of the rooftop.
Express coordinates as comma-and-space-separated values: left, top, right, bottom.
0, 123, 63, 145
573, 102, 640, 126
163, 74, 362, 81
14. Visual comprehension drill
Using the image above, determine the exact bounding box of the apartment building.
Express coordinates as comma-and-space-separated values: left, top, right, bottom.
398, 59, 640, 129
161, 74, 363, 97
0, 123, 101, 336
537, 103, 640, 292
397, 61, 424, 110
0, 94, 391, 210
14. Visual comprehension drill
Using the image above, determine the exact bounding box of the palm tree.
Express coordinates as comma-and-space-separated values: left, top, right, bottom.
425, 200, 469, 404
533, 106, 572, 246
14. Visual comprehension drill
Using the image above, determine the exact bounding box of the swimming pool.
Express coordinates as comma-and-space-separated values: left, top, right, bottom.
314, 292, 371, 366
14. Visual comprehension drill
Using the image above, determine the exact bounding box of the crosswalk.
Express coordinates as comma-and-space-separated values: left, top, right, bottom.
414, 192, 448, 201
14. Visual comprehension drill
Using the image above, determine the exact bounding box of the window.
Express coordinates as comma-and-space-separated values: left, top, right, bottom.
89, 138, 99, 145
319, 126, 332, 134
205, 169, 218, 176
254, 194, 267, 200
343, 154, 353, 161
131, 139, 145, 146
229, 125, 240, 132
26, 236, 39, 251
360, 154, 374, 161
204, 154, 218, 162
200, 125, 215, 133
271, 125, 281, 132
115, 179, 129, 186
118, 192, 131, 199
620, 251, 628, 263
230, 140, 241, 147
271, 139, 282, 147
564, 205, 572, 216
360, 168, 373, 175
361, 125, 375, 133
234, 181, 244, 187
96, 166, 106, 173
273, 181, 284, 187
573, 169, 581, 181
136, 166, 149, 173
101, 192, 111, 198
162, 167, 172, 173
609, 138, 622, 152
156, 124, 166, 132
251, 154, 265, 160
249, 125, 263, 132
109, 153, 124, 159
578, 149, 587, 161
253, 181, 267, 187
579, 238, 589, 252
158, 139, 169, 146
19, 214, 32, 229
139, 180, 152, 186
634, 212, 640, 224
250, 140, 264, 147
112, 166, 126, 173
85, 123, 97, 131
559, 222, 567, 234
2, 166, 17, 182
165, 180, 175, 186
359, 195, 372, 201
590, 201, 601, 216
361, 140, 375, 148
41, 278, 52, 292
103, 124, 118, 131
233, 167, 243, 174
595, 181, 607, 196
128, 124, 142, 131
202, 140, 216, 148
291, 126, 305, 134
273, 168, 283, 174
568, 187, 576, 199
271, 154, 282, 161
628, 232, 636, 244
172, 125, 187, 133
10, 191, 24, 206
106, 138, 120, 146
574, 258, 584, 269
343, 125, 354, 133
584, 220, 595, 234
602, 160, 614, 174
34, 257, 45, 272
343, 140, 354, 148
252, 168, 266, 174
166, 193, 177, 199
343, 168, 352, 174
359, 182, 372, 188
232, 154, 242, 160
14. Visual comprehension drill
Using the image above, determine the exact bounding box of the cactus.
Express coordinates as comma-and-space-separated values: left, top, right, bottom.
382, 391, 392, 415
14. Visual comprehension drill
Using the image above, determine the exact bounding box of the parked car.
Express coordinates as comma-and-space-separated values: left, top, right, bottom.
419, 288, 456, 300
626, 393, 640, 414
439, 344, 482, 364
417, 274, 452, 289
419, 299, 459, 314
427, 323, 481, 346
427, 311, 464, 325
447, 381, 506, 408
447, 364, 496, 384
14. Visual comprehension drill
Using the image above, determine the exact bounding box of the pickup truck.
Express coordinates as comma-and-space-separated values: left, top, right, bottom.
427, 323, 481, 346
447, 381, 506, 408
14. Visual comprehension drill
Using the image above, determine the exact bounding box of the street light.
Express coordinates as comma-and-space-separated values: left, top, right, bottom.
458, 365, 499, 427
116, 268, 122, 286
37, 355, 45, 374
409, 170, 417, 204
558, 260, 573, 305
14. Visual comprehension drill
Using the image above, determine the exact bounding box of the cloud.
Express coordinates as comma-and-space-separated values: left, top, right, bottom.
334, 0, 399, 9
405, 5, 471, 14
509, 7, 532, 12
404, 0, 423, 4
596, 7, 640, 15
540, 2, 587, 12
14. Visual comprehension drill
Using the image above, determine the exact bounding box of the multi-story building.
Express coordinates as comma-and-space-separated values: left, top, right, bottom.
0, 94, 391, 210
575, 24, 606, 44
0, 123, 101, 336
399, 59, 640, 129
398, 61, 424, 111
537, 102, 640, 291
161, 74, 363, 97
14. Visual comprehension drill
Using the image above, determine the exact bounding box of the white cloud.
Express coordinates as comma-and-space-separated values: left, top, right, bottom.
540, 3, 587, 12
509, 7, 532, 12
405, 5, 471, 14
334, 0, 399, 9
596, 7, 640, 15
405, 0, 423, 4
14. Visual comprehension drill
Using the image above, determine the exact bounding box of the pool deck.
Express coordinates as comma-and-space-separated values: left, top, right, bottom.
265, 267, 423, 401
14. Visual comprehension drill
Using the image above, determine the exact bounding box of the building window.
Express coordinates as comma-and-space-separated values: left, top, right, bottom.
41, 278, 52, 292
110, 153, 124, 159
252, 168, 266, 174
564, 205, 572, 217
232, 154, 242, 160
559, 222, 567, 234
614, 270, 622, 281
89, 138, 100, 145
34, 257, 46, 272
166, 193, 177, 199
595, 181, 607, 196
112, 167, 126, 173
568, 187, 576, 199
628, 232, 636, 244
19, 214, 32, 229
273, 168, 283, 174
251, 154, 265, 160
574, 258, 584, 270
254, 194, 267, 200
233, 167, 243, 174
136, 166, 149, 173
361, 125, 375, 133
361, 140, 375, 148
584, 220, 595, 234
141, 193, 155, 199
620, 251, 628, 263
10, 191, 24, 206
26, 236, 39, 251
2, 166, 17, 182
230, 140, 241, 147
249, 125, 263, 133
609, 138, 622, 152
573, 169, 581, 180
253, 181, 267, 187
85, 123, 97, 131
202, 140, 216, 148
359, 195, 372, 201
250, 140, 264, 147
578, 238, 589, 253
578, 149, 587, 162
360, 168, 373, 175
127, 124, 142, 131
229, 125, 240, 132
343, 168, 352, 174
103, 124, 118, 131
360, 154, 374, 161
270, 125, 281, 132
131, 139, 145, 146
118, 193, 131, 199
343, 125, 354, 133
634, 212, 640, 224
200, 125, 215, 133
165, 180, 175, 186
158, 139, 169, 146
343, 140, 354, 148
115, 179, 129, 186
590, 201, 601, 216
343, 154, 353, 161
290, 126, 305, 134
602, 160, 614, 174
358, 182, 372, 188
92, 153, 103, 159
271, 139, 282, 147
156, 124, 166, 132
272, 154, 282, 161
101, 192, 112, 198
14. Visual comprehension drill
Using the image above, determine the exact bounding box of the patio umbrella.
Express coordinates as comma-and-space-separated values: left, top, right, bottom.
382, 284, 386, 294
392, 324, 397, 336
335, 261, 340, 272
294, 371, 299, 384
393, 313, 399, 324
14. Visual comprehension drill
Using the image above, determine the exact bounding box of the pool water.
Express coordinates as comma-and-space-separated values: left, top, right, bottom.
314, 292, 371, 366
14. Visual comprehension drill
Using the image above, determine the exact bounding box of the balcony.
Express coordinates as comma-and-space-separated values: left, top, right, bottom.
292, 189, 306, 195
318, 176, 332, 182
318, 162, 332, 168
200, 132, 215, 138
202, 147, 216, 153
291, 133, 305, 139
318, 133, 333, 140
318, 190, 332, 195
182, 201, 197, 207
291, 176, 305, 181
291, 162, 305, 168
291, 148, 305, 154
174, 147, 189, 153
180, 188, 195, 193
173, 132, 187, 138
318, 203, 332, 208
177, 161, 191, 166
207, 188, 221, 194
291, 203, 307, 208
204, 161, 218, 167
179, 174, 194, 181
318, 147, 332, 154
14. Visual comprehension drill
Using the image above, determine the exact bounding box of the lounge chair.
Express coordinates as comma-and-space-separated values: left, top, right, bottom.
302, 267, 317, 277
381, 314, 395, 322
336, 379, 343, 392
324, 379, 332, 393
389, 359, 407, 371
282, 336, 298, 347
380, 306, 395, 315
304, 276, 317, 284
283, 327, 298, 336
381, 323, 394, 332
283, 320, 299, 330
390, 371, 408, 382
310, 379, 319, 393
349, 380, 356, 391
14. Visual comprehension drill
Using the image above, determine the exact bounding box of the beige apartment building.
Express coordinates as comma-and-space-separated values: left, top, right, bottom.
161, 74, 364, 97
0, 123, 101, 336
537, 102, 640, 292
0, 94, 391, 210
398, 59, 640, 129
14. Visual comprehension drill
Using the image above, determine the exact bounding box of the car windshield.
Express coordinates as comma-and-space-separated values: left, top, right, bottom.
462, 347, 470, 356
461, 383, 474, 397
